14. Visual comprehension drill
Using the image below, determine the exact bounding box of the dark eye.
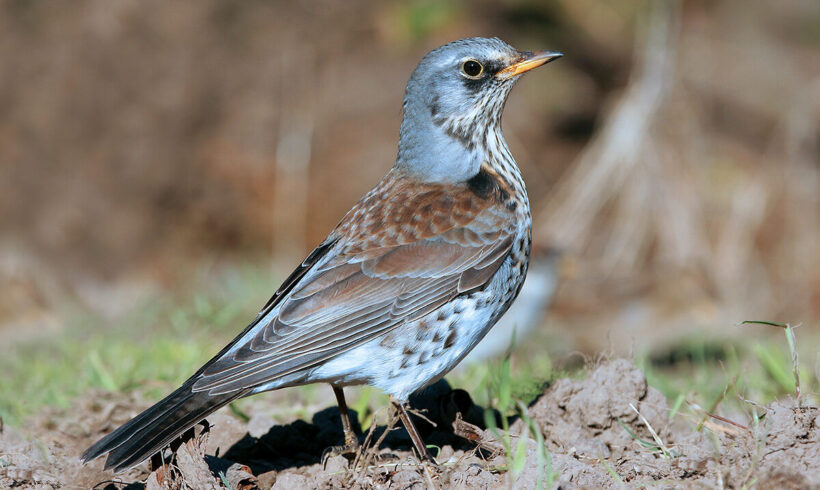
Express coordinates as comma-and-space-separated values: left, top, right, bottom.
461, 59, 483, 78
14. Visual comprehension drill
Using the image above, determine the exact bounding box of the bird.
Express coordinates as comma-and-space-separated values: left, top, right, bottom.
82, 37, 562, 473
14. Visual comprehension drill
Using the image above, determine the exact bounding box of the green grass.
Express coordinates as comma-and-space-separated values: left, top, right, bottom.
0, 262, 277, 426
480, 355, 560, 488
637, 323, 818, 434
0, 332, 214, 424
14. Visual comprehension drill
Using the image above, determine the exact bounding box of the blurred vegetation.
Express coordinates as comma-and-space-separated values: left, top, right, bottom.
0, 264, 273, 425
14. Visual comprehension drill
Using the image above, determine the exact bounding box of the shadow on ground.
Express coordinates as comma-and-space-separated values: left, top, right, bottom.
212, 379, 492, 475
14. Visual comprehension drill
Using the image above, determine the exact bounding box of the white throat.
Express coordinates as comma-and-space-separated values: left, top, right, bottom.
396, 123, 483, 183
395, 85, 488, 183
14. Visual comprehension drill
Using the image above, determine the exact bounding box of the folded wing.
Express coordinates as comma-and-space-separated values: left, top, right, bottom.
192, 172, 515, 394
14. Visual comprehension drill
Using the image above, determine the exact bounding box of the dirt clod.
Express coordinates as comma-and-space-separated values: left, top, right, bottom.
270, 472, 309, 489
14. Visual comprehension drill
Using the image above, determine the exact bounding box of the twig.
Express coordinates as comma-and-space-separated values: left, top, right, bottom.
695, 377, 733, 432
352, 405, 399, 484
703, 412, 749, 432
407, 406, 437, 429
453, 413, 505, 456
422, 460, 438, 489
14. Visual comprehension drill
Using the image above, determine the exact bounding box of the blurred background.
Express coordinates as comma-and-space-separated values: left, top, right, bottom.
1, 0, 818, 423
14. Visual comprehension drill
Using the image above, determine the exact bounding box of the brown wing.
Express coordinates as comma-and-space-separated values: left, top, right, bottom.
192, 169, 517, 395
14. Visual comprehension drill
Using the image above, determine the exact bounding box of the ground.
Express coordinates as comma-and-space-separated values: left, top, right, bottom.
2, 359, 817, 489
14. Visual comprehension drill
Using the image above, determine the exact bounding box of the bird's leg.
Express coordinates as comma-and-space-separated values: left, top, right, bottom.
323, 385, 360, 464
392, 398, 436, 464
333, 385, 360, 450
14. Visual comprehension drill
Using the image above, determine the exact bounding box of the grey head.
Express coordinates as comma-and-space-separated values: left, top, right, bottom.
396, 37, 561, 183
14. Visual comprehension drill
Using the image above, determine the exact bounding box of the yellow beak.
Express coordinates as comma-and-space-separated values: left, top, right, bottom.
496, 50, 563, 79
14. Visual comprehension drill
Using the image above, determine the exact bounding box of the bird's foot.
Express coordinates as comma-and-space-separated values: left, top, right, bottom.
322, 439, 361, 469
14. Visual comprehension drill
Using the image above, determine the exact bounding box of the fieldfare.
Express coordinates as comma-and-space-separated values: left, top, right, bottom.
83, 37, 562, 473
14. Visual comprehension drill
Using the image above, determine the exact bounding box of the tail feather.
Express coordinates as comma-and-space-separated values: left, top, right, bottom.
81, 381, 247, 473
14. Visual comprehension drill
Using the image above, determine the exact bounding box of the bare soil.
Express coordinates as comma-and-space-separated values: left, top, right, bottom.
1, 359, 818, 489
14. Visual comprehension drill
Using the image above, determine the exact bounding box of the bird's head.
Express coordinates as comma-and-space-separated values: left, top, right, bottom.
397, 37, 561, 183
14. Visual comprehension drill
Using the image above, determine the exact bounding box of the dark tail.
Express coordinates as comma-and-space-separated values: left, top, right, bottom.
81, 381, 247, 473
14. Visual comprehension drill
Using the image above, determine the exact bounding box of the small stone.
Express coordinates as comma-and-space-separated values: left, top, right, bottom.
145, 472, 163, 490
323, 454, 349, 474
257, 470, 277, 490
438, 444, 455, 461
568, 437, 611, 459
674, 456, 707, 475
391, 470, 423, 486
271, 472, 308, 490
225, 463, 258, 490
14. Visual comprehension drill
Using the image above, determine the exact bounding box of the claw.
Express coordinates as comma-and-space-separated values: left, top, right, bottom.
322, 440, 360, 469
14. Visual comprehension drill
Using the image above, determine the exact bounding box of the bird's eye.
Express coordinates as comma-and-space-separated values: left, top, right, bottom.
461, 59, 484, 78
